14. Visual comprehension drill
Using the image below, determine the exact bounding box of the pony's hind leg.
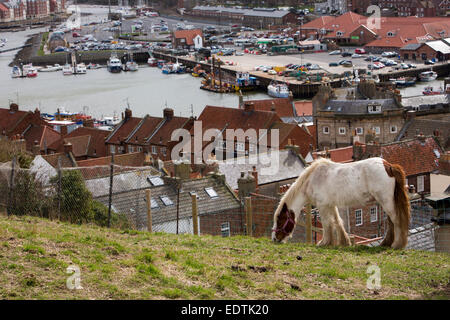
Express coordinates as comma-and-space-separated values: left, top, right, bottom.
331, 206, 351, 246
380, 216, 394, 247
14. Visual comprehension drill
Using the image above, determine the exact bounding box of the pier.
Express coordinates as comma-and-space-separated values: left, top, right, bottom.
0, 44, 31, 54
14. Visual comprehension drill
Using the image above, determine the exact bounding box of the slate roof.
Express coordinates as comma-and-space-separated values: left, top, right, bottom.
94, 175, 241, 230
369, 223, 437, 251
323, 99, 400, 115
218, 149, 306, 190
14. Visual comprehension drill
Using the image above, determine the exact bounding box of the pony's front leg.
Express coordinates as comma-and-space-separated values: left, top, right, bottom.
317, 208, 333, 246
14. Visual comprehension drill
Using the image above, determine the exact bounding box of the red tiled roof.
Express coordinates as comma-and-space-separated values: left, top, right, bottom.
294, 101, 313, 117
23, 125, 61, 152
173, 29, 203, 46
0, 107, 28, 134
106, 117, 142, 145
313, 146, 354, 163
126, 115, 163, 145
147, 116, 191, 146
0, 3, 9, 12
380, 137, 443, 176
244, 98, 295, 118
42, 152, 77, 168
77, 152, 146, 168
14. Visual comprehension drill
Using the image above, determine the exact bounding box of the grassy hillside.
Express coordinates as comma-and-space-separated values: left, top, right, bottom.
0, 215, 448, 300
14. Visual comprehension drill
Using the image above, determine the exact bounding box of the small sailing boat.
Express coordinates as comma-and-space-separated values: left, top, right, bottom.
423, 86, 444, 95
123, 53, 138, 72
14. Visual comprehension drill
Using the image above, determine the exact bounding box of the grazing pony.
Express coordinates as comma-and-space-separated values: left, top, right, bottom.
272, 157, 410, 249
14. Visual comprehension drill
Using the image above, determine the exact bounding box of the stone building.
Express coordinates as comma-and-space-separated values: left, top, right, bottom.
312, 82, 405, 150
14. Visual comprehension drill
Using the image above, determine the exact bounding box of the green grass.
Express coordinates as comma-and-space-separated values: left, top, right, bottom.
0, 215, 448, 300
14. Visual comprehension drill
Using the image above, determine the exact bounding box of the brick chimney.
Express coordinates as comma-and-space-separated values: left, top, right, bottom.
284, 138, 300, 155
83, 118, 94, 128
60, 125, 68, 136
237, 171, 256, 199
63, 142, 73, 155
124, 108, 132, 120
243, 102, 255, 112
174, 160, 190, 180
32, 140, 41, 155
10, 103, 19, 113
163, 108, 174, 120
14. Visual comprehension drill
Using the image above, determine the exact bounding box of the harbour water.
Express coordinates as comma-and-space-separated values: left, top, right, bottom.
0, 5, 445, 119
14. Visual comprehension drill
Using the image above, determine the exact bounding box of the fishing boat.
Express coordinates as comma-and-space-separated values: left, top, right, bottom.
161, 61, 185, 74
423, 86, 444, 95
419, 71, 438, 82
62, 64, 73, 75
26, 67, 38, 78
40, 65, 59, 72
389, 76, 416, 87
147, 57, 157, 67
87, 63, 101, 69
232, 72, 260, 92
267, 80, 289, 98
107, 53, 122, 73
123, 53, 138, 72
11, 66, 23, 78
75, 63, 87, 74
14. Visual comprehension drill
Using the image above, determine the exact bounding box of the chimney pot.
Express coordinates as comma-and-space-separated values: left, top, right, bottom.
10, 103, 19, 113
163, 108, 174, 120
64, 142, 73, 154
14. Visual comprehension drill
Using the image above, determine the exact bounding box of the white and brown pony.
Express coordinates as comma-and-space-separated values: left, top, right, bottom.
272, 157, 411, 249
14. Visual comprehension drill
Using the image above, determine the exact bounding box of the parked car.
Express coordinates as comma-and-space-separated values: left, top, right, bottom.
425, 60, 435, 65
352, 54, 363, 58
341, 52, 352, 57
72, 32, 81, 37
329, 62, 338, 67
355, 48, 366, 54
329, 50, 341, 55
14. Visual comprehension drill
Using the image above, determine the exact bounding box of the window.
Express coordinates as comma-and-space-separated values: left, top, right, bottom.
417, 175, 425, 193
355, 209, 363, 226
138, 147, 143, 152
390, 125, 397, 134
205, 187, 219, 198
323, 126, 330, 134
110, 145, 115, 154
150, 198, 159, 209
161, 147, 167, 156
338, 127, 346, 135
356, 127, 363, 135
160, 195, 174, 206
373, 126, 380, 135
118, 146, 124, 153
147, 176, 164, 186
152, 145, 157, 154
128, 145, 134, 153
221, 222, 230, 237
370, 207, 378, 223
235, 142, 245, 152
368, 104, 381, 113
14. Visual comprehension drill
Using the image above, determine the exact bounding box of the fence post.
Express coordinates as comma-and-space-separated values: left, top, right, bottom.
107, 152, 115, 228
7, 156, 16, 216
191, 193, 199, 236
146, 189, 152, 232
305, 203, 312, 244
245, 197, 252, 237
57, 157, 62, 221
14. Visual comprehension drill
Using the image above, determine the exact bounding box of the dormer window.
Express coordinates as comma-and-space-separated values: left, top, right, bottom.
387, 31, 395, 37
336, 31, 344, 37
367, 104, 382, 114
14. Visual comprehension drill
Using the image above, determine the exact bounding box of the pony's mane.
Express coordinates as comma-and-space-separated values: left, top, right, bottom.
281, 157, 332, 206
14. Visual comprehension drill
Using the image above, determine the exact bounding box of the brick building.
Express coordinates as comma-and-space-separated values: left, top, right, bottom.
172, 29, 204, 50
312, 83, 405, 150
105, 108, 194, 162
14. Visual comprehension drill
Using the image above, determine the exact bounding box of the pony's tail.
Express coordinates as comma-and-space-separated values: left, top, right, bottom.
391, 164, 411, 248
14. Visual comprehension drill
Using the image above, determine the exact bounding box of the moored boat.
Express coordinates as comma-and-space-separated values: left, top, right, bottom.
389, 76, 416, 87
26, 67, 38, 78
11, 66, 23, 78
267, 80, 289, 98
62, 64, 73, 75
419, 71, 438, 82
107, 53, 122, 73
423, 86, 444, 95
75, 63, 87, 74
147, 57, 157, 67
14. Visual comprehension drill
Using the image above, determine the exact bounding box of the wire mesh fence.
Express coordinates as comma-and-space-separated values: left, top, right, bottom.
0, 157, 449, 253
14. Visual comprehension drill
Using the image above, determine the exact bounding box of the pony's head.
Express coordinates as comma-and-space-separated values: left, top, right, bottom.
272, 203, 296, 243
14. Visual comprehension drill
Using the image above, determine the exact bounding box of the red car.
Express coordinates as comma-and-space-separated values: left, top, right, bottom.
72, 32, 81, 38
355, 48, 366, 54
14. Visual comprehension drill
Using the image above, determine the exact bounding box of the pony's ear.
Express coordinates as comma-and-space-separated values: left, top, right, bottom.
281, 203, 288, 216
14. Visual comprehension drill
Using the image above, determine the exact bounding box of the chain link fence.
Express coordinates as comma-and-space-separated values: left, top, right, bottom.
1, 158, 449, 253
